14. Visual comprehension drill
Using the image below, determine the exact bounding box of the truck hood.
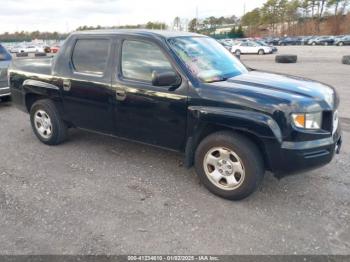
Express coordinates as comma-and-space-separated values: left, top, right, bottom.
200, 70, 336, 114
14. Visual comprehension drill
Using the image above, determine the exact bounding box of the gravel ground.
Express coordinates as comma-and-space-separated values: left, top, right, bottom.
0, 46, 349, 255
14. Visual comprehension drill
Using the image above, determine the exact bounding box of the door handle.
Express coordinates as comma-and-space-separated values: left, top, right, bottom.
116, 88, 126, 101
63, 79, 71, 91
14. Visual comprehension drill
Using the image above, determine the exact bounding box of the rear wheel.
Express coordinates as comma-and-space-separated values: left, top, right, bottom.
258, 49, 265, 55
339, 42, 344, 46
324, 42, 328, 46
30, 99, 68, 145
235, 50, 241, 56
194, 131, 264, 200
312, 42, 316, 46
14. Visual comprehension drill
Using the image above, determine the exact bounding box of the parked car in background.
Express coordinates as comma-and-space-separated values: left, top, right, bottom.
308, 36, 335, 46
0, 44, 12, 101
43, 45, 51, 53
278, 37, 302, 45
217, 40, 232, 51
17, 45, 44, 53
7, 45, 24, 53
231, 41, 273, 55
50, 44, 60, 53
300, 36, 314, 45
255, 40, 278, 53
334, 35, 350, 46
265, 37, 281, 46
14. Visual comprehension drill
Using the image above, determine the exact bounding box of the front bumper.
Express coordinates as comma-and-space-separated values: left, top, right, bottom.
268, 126, 342, 177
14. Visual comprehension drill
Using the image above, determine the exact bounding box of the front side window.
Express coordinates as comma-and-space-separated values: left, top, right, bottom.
168, 37, 248, 83
121, 40, 174, 82
72, 39, 110, 75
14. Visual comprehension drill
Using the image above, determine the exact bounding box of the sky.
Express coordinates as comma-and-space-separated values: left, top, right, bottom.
0, 0, 266, 33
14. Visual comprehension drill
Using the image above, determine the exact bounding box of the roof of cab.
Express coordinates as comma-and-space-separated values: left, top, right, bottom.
72, 29, 204, 39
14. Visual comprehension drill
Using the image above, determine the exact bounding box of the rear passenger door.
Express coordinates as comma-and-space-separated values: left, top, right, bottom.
61, 37, 115, 133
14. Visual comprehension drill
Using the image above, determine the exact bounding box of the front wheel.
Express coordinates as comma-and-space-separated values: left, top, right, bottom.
234, 50, 241, 56
30, 99, 68, 145
258, 49, 265, 55
194, 131, 264, 200
339, 42, 344, 46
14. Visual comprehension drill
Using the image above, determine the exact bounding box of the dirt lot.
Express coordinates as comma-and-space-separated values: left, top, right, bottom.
0, 46, 349, 255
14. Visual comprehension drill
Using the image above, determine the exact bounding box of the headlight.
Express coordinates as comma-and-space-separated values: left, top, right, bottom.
292, 112, 322, 129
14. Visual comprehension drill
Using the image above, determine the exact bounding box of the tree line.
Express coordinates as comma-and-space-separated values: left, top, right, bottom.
0, 31, 68, 42
0, 21, 168, 42
241, 0, 350, 36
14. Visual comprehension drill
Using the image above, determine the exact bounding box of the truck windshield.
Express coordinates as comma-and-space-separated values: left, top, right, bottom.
168, 36, 248, 83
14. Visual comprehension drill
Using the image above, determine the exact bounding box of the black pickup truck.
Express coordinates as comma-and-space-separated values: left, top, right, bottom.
9, 30, 342, 200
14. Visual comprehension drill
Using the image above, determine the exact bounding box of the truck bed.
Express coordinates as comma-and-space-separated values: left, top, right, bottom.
10, 57, 53, 76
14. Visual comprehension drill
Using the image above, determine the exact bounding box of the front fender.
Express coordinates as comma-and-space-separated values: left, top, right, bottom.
188, 106, 282, 143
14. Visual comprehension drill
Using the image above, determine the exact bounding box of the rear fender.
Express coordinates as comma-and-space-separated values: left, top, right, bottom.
22, 79, 62, 111
23, 79, 60, 97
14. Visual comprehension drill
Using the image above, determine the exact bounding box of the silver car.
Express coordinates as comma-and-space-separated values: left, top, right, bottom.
0, 44, 11, 100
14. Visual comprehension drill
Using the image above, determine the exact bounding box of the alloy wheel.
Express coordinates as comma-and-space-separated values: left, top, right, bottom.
34, 110, 53, 139
203, 147, 245, 191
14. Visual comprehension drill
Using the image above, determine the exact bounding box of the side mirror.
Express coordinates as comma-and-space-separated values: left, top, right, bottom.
152, 70, 181, 88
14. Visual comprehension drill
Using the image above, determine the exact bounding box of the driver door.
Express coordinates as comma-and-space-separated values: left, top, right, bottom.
112, 38, 188, 150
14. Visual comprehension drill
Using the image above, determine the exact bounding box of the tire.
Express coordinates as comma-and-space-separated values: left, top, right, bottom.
342, 56, 350, 65
30, 99, 68, 145
258, 49, 265, 55
324, 42, 328, 46
275, 54, 297, 63
194, 131, 264, 200
235, 50, 241, 56
339, 42, 344, 46
312, 42, 316, 46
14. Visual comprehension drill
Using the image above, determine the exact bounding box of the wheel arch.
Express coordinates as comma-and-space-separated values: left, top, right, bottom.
23, 79, 62, 112
184, 106, 282, 169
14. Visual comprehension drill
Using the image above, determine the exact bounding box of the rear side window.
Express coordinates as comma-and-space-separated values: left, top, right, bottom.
72, 39, 110, 75
121, 40, 174, 82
